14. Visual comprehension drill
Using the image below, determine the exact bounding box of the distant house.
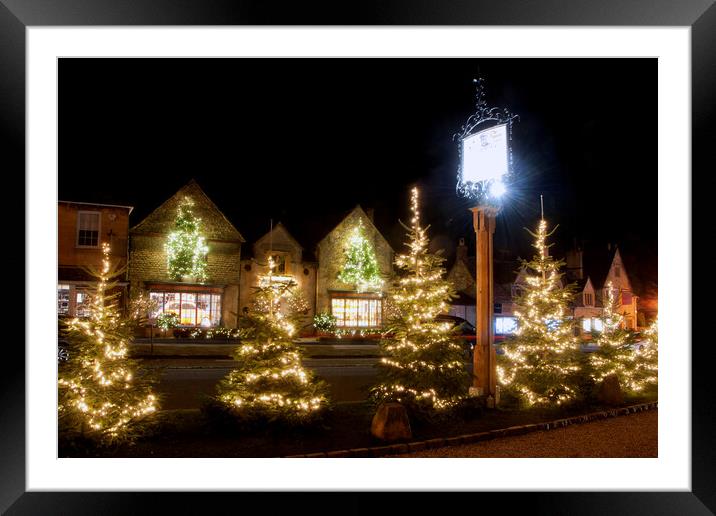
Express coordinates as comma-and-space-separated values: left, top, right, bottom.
238, 222, 317, 320
566, 244, 640, 331
315, 205, 394, 330
57, 200, 133, 317
128, 180, 245, 330
447, 238, 645, 337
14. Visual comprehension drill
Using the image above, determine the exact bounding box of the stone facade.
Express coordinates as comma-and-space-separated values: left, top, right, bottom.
129, 180, 244, 328
239, 223, 317, 320
315, 206, 394, 321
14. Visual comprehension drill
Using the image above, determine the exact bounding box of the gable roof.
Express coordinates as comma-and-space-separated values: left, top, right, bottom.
252, 222, 304, 254
581, 245, 618, 289
316, 204, 394, 253
130, 179, 245, 242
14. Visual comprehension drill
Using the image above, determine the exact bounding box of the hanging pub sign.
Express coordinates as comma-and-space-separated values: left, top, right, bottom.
461, 123, 509, 186
455, 77, 518, 202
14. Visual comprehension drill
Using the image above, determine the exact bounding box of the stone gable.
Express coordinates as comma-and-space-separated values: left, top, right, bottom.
315, 206, 394, 313
131, 180, 244, 242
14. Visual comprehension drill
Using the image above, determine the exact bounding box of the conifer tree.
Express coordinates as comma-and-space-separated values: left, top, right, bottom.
165, 196, 209, 282
337, 219, 383, 293
216, 257, 328, 424
633, 317, 658, 390
497, 219, 580, 406
587, 281, 638, 389
372, 187, 468, 416
58, 243, 158, 443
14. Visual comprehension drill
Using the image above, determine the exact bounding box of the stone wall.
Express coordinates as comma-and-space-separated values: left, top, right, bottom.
315, 207, 394, 314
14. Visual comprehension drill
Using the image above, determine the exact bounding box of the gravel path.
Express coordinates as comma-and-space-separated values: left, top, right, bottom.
395, 410, 658, 458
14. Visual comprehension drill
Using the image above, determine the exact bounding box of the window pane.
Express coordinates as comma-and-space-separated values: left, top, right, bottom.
211, 294, 222, 326
77, 213, 100, 247
149, 292, 164, 319
75, 290, 91, 318
164, 293, 180, 316
197, 294, 212, 327
582, 318, 592, 332
180, 293, 197, 326
57, 285, 70, 315
593, 318, 604, 332
331, 298, 345, 327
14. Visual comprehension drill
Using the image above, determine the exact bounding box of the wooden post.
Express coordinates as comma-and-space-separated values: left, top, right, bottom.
470, 205, 499, 408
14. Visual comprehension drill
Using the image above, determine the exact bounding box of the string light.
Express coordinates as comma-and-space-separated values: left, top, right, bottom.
496, 218, 581, 406
372, 187, 468, 414
337, 219, 384, 293
58, 243, 158, 443
216, 256, 328, 421
165, 196, 209, 282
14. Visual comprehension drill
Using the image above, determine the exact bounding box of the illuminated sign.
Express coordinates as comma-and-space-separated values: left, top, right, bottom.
460, 123, 508, 186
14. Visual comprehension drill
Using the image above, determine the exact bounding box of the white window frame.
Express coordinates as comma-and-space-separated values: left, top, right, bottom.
76, 210, 101, 248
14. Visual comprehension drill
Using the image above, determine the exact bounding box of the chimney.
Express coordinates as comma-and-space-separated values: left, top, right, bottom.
366, 208, 375, 223
457, 238, 468, 264
566, 244, 583, 280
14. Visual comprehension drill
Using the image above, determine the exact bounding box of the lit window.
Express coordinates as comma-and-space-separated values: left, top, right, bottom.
331, 297, 382, 328
149, 290, 222, 327
582, 318, 592, 332
593, 318, 604, 332
270, 253, 288, 274
57, 284, 70, 315
77, 212, 100, 247
75, 290, 92, 318
495, 316, 517, 335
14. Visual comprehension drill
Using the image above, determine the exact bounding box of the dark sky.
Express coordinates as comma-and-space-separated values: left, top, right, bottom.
59, 58, 657, 292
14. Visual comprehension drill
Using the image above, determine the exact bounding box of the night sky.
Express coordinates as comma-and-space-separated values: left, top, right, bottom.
59, 58, 657, 293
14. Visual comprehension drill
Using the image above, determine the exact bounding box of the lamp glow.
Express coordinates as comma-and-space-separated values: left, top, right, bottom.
489, 179, 507, 198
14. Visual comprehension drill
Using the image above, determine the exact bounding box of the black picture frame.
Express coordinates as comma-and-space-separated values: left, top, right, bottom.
4, 0, 713, 513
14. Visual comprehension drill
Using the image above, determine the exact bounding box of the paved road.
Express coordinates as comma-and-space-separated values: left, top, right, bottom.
142, 358, 381, 409
394, 410, 658, 458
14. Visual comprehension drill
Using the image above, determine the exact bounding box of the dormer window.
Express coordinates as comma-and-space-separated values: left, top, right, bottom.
584, 292, 593, 306
269, 253, 289, 274
614, 265, 621, 278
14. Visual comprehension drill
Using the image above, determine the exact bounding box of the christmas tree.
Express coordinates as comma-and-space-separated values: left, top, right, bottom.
372, 187, 468, 416
58, 243, 158, 444
165, 196, 209, 282
587, 281, 639, 391
633, 317, 658, 390
215, 257, 328, 425
497, 218, 580, 407
337, 219, 383, 293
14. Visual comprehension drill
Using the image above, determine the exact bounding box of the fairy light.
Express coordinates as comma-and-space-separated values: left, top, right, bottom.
337, 219, 384, 293
58, 243, 158, 443
496, 217, 581, 407
587, 283, 658, 392
216, 250, 328, 421
372, 187, 468, 413
165, 196, 209, 282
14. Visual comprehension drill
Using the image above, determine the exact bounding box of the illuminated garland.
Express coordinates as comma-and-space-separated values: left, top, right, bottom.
337, 220, 383, 293
165, 196, 209, 282
58, 243, 158, 443
588, 284, 657, 392
372, 187, 468, 415
216, 257, 329, 422
497, 219, 581, 406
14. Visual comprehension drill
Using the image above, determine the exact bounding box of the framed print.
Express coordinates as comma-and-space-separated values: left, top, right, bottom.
4, 0, 714, 513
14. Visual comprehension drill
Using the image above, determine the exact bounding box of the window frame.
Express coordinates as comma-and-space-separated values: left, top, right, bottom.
330, 294, 383, 329
75, 210, 101, 248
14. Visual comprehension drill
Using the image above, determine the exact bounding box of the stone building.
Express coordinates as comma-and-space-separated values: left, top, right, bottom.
57, 200, 133, 317
128, 180, 245, 330
239, 222, 317, 321
315, 205, 394, 330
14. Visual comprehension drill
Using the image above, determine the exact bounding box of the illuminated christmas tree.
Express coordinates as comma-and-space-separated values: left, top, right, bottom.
372, 187, 468, 417
497, 219, 580, 407
58, 243, 158, 444
587, 281, 639, 390
337, 219, 383, 293
633, 317, 658, 390
215, 257, 328, 424
165, 196, 209, 282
